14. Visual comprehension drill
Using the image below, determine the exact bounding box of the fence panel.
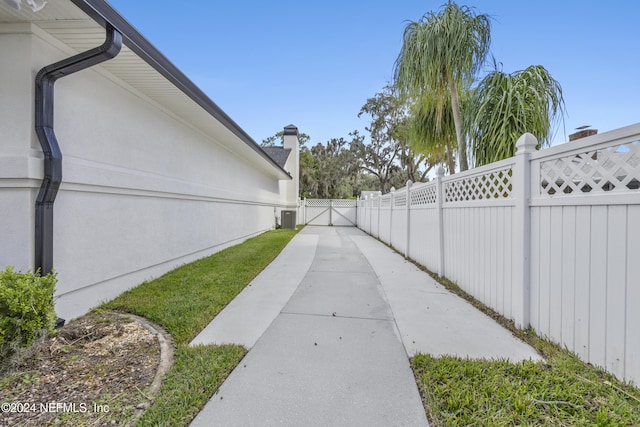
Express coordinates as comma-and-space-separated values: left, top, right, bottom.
378, 195, 391, 243
627, 205, 640, 386
408, 206, 438, 272
303, 199, 357, 226
357, 200, 366, 232
331, 199, 357, 226
304, 199, 331, 225
407, 183, 439, 270
357, 123, 640, 385
529, 127, 640, 382
390, 191, 408, 253
370, 198, 379, 238
573, 206, 591, 361
441, 159, 517, 315
442, 205, 514, 313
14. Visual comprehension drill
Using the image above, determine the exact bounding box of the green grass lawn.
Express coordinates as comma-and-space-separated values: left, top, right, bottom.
100, 228, 298, 425
411, 277, 640, 426
413, 340, 640, 426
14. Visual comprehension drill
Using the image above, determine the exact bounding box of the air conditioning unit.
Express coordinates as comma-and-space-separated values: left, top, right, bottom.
281, 210, 296, 229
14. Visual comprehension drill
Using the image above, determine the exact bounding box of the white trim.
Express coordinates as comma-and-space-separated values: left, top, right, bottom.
530, 123, 640, 161
530, 193, 640, 206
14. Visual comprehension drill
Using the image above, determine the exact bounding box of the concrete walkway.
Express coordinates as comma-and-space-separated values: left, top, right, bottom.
190, 226, 541, 427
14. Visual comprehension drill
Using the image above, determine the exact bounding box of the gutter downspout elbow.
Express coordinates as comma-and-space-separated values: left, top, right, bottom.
34, 24, 122, 275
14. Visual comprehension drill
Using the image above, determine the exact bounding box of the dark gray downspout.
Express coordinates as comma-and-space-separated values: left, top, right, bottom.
34, 24, 122, 275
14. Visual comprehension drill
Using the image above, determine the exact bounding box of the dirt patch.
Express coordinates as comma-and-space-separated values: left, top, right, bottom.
0, 312, 171, 426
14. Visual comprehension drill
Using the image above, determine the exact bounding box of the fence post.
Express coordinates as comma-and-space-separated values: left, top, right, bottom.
390, 188, 395, 245
376, 191, 381, 238
513, 133, 537, 329
329, 199, 333, 226
354, 198, 358, 227
303, 197, 307, 225
435, 167, 445, 276
364, 196, 368, 233
368, 195, 372, 234
405, 180, 412, 258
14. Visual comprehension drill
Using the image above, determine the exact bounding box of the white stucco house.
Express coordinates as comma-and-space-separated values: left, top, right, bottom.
0, 0, 300, 321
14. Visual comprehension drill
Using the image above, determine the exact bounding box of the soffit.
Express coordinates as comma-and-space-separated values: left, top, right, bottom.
0, 1, 86, 22
37, 20, 185, 99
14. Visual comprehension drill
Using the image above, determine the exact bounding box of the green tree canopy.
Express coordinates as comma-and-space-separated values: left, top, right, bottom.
311, 135, 361, 199
299, 146, 318, 199
357, 85, 433, 191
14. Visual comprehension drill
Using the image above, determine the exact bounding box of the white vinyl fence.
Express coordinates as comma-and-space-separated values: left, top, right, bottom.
358, 124, 640, 385
301, 199, 357, 226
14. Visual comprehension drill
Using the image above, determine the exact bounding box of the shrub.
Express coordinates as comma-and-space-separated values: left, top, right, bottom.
0, 267, 57, 361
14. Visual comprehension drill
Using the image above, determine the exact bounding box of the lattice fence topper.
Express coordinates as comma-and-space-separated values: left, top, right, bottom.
305, 199, 331, 207
410, 184, 437, 206
332, 199, 357, 207
380, 195, 391, 207
394, 192, 407, 207
540, 140, 640, 196
444, 167, 513, 202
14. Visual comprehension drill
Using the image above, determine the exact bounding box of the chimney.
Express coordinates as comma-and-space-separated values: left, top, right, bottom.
283, 124, 300, 208
569, 126, 597, 141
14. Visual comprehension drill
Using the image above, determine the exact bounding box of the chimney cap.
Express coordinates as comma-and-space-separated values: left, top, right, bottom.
283, 124, 299, 136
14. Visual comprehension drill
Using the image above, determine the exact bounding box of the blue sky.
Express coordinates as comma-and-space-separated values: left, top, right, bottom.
107, 0, 639, 148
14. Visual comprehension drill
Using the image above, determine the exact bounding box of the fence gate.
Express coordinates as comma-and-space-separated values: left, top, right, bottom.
303, 199, 357, 226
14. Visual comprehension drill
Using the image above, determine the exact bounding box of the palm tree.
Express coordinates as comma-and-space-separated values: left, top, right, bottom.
394, 1, 491, 172
468, 64, 565, 166
408, 92, 458, 174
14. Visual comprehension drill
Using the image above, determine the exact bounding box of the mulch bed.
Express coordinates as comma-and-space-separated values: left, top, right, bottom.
1, 312, 162, 426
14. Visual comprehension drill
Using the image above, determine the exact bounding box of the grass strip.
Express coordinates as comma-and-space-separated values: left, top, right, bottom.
139, 344, 246, 425
103, 229, 298, 344
412, 346, 640, 426
99, 228, 298, 426
410, 275, 640, 426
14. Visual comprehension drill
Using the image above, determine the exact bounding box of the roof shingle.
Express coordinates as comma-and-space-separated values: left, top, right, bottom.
262, 146, 291, 169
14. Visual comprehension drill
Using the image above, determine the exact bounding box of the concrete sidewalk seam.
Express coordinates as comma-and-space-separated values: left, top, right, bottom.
280, 311, 393, 322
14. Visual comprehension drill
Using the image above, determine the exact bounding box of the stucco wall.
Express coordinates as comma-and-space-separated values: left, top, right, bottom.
0, 25, 41, 272
0, 24, 293, 320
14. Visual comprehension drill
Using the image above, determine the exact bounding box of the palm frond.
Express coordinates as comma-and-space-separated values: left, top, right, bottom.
393, 1, 491, 171
469, 64, 566, 166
